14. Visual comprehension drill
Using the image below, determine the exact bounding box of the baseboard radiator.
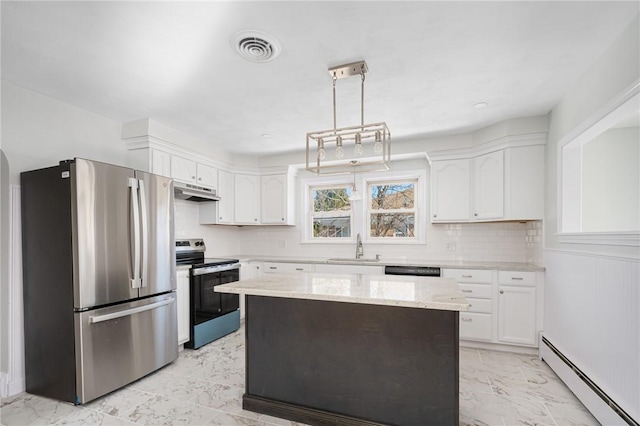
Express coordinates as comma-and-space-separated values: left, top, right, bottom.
541, 336, 638, 426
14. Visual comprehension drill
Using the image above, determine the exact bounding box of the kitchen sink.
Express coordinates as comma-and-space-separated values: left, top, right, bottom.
327, 257, 380, 263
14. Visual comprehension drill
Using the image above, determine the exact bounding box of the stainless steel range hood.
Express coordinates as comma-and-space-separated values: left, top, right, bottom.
174, 180, 220, 202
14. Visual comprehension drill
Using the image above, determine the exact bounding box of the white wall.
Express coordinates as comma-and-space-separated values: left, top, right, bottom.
543, 14, 640, 423
0, 82, 241, 395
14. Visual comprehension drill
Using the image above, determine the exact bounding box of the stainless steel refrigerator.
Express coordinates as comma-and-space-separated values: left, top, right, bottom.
21, 158, 178, 404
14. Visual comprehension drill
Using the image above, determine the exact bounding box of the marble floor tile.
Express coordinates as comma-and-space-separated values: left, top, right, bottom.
1, 324, 601, 426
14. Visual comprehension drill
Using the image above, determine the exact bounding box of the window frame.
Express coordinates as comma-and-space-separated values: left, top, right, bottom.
302, 169, 427, 245
366, 178, 418, 242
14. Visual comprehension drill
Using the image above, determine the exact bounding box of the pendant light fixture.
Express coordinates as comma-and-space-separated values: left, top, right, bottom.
348, 160, 362, 201
306, 60, 391, 175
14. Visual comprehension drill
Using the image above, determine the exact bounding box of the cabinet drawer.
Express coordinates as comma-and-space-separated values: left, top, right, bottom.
263, 262, 315, 273
498, 271, 535, 286
458, 283, 492, 299
459, 312, 492, 341
466, 297, 492, 314
443, 269, 493, 284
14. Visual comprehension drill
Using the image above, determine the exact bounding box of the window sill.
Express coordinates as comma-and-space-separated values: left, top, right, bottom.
556, 231, 640, 247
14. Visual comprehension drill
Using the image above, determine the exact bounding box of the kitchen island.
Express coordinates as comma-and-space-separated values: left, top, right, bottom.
216, 272, 468, 426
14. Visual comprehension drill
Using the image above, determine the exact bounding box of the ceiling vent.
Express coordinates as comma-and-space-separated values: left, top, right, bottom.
232, 30, 281, 63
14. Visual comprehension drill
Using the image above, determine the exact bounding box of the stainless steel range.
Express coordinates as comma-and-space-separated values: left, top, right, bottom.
176, 239, 240, 349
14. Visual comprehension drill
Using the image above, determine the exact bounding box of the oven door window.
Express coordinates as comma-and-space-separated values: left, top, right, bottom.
220, 269, 240, 312
192, 269, 240, 325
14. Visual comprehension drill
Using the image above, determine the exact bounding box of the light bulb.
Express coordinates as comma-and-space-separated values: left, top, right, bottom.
374, 131, 383, 154
335, 136, 344, 158
317, 138, 326, 160
354, 133, 363, 156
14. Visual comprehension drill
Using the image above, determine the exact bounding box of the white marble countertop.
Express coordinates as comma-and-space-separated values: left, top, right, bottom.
216, 272, 469, 311
223, 254, 544, 271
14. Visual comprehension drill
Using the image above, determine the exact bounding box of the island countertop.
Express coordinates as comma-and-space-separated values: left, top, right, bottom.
216, 272, 469, 311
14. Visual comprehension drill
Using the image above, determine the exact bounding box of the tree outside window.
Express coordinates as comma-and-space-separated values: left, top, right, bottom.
368, 181, 416, 238
311, 186, 352, 238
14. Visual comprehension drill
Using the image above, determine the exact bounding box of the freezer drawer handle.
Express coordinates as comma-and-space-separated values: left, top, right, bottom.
89, 298, 174, 324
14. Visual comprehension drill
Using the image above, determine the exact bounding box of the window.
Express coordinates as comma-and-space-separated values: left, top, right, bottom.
310, 185, 352, 239
367, 180, 416, 239
302, 168, 426, 244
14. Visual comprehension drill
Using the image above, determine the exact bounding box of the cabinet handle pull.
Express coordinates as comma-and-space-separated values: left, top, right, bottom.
461, 318, 472, 322
199, 177, 202, 181
295, 268, 303, 271
269, 267, 277, 270
192, 176, 196, 179
474, 213, 478, 216
433, 214, 437, 218
499, 290, 504, 294
461, 289, 472, 293
511, 277, 523, 280
462, 275, 472, 278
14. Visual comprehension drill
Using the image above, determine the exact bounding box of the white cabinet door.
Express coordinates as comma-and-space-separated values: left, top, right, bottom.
498, 285, 537, 346
217, 170, 234, 224
431, 159, 470, 222
176, 269, 190, 345
151, 149, 171, 177
234, 174, 260, 224
196, 163, 218, 188
171, 155, 197, 183
504, 145, 544, 220
261, 174, 288, 224
472, 151, 504, 220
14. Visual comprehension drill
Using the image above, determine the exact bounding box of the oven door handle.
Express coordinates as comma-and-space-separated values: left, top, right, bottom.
191, 263, 241, 276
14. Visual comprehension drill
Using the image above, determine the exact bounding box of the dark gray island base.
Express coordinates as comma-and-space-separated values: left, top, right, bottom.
242, 295, 460, 426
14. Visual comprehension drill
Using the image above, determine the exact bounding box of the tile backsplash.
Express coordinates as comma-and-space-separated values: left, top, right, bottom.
236, 220, 545, 266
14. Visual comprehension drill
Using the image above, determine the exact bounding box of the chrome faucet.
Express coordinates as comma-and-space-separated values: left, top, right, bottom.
355, 233, 364, 259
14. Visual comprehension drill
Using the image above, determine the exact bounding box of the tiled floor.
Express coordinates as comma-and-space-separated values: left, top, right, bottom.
1, 324, 599, 426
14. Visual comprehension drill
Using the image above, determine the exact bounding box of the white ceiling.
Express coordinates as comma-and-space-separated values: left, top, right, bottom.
2, 1, 638, 156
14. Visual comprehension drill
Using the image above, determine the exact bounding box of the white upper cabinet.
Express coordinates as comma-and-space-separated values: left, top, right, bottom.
196, 163, 218, 188
504, 145, 544, 220
429, 136, 544, 223
217, 169, 234, 223
234, 174, 260, 224
261, 174, 294, 225
151, 149, 172, 178
431, 159, 470, 222
472, 151, 504, 220
171, 155, 197, 183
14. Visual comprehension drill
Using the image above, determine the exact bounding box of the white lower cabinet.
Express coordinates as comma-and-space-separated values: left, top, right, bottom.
263, 262, 315, 273
176, 268, 190, 345
444, 268, 540, 347
314, 264, 385, 275
497, 271, 537, 346
444, 269, 494, 342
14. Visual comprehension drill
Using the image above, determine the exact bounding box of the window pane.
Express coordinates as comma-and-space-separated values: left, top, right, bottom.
313, 216, 351, 238
313, 188, 351, 212
370, 213, 414, 237
370, 183, 414, 210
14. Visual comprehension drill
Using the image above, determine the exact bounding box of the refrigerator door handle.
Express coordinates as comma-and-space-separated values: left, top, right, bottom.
89, 297, 175, 324
138, 179, 149, 288
128, 178, 141, 289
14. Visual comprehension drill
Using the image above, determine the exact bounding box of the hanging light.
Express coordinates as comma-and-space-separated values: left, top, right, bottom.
306, 60, 391, 175
348, 161, 362, 201
317, 138, 326, 160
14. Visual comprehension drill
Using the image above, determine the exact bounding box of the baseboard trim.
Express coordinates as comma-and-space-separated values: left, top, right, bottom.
541, 336, 638, 426
460, 340, 538, 355
0, 372, 25, 398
